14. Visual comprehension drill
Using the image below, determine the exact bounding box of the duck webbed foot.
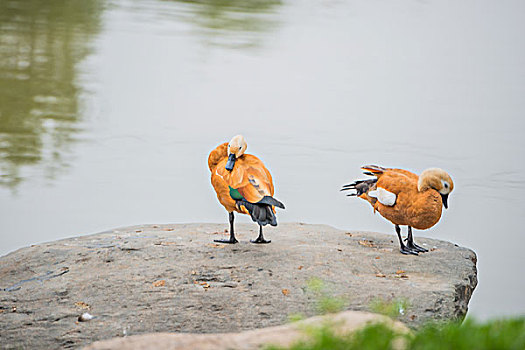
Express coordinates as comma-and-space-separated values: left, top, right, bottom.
250, 237, 271, 244
250, 226, 271, 244
214, 238, 239, 244
399, 245, 419, 255
406, 241, 428, 253
406, 226, 428, 252
396, 225, 418, 255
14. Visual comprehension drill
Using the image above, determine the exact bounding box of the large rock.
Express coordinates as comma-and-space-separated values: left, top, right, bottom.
0, 223, 477, 349
84, 310, 408, 350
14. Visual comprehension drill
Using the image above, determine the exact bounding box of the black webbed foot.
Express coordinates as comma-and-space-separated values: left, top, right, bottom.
407, 241, 428, 253
396, 225, 418, 255
251, 225, 271, 244
214, 238, 238, 244
250, 238, 271, 244
405, 226, 428, 253
400, 246, 419, 255
404, 237, 428, 252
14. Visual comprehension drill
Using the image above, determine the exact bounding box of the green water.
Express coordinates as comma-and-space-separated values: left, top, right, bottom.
0, 0, 103, 187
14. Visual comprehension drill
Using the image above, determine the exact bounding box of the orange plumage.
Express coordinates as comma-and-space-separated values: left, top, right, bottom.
342, 165, 454, 255
208, 136, 284, 244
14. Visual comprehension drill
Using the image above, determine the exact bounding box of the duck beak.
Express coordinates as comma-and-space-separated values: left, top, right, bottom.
225, 153, 236, 171
441, 193, 449, 209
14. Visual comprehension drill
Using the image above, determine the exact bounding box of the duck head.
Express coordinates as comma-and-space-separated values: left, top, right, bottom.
417, 168, 454, 209
225, 135, 247, 171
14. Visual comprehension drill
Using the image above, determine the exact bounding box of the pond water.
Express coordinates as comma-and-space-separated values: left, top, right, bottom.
1, 0, 524, 320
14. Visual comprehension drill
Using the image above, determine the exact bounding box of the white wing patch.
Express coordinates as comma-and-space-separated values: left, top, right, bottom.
368, 187, 396, 206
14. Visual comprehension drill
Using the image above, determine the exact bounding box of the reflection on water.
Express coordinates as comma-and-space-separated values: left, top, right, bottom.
175, 0, 281, 48
0, 0, 103, 188
165, 0, 283, 48
0, 0, 280, 188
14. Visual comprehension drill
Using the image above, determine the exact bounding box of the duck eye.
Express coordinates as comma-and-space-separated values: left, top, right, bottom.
444, 183, 449, 188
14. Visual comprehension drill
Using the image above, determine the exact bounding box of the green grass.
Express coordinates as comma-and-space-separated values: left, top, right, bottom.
305, 277, 347, 315
266, 322, 403, 350
275, 279, 525, 349
369, 297, 409, 319
267, 318, 525, 350
411, 318, 525, 350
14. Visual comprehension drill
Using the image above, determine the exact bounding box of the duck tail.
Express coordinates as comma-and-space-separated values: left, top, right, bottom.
360, 165, 387, 176
257, 195, 285, 209
340, 164, 384, 195
340, 178, 378, 197
237, 196, 284, 227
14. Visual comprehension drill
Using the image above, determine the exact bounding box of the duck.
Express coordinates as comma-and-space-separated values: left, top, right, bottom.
341, 165, 454, 255
208, 135, 285, 244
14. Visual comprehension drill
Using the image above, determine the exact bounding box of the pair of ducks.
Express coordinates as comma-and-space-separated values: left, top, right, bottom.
209, 135, 454, 256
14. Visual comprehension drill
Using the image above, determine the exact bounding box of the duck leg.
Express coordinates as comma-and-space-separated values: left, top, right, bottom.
406, 226, 428, 252
250, 225, 271, 244
396, 225, 418, 255
214, 212, 239, 244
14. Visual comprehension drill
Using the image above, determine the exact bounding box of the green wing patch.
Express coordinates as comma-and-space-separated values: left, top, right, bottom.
229, 186, 244, 200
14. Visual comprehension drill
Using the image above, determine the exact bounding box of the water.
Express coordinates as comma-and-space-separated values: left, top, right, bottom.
1, 0, 524, 320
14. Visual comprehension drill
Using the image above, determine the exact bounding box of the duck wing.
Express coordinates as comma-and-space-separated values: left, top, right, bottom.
361, 165, 418, 180
215, 154, 284, 225
351, 166, 417, 207
368, 187, 397, 206
215, 155, 284, 207
208, 142, 228, 171
374, 170, 418, 207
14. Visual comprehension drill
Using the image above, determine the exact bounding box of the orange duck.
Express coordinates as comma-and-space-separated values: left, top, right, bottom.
208, 135, 285, 244
341, 165, 454, 255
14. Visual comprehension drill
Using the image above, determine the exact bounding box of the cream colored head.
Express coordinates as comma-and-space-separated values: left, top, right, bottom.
227, 135, 247, 158
418, 168, 454, 208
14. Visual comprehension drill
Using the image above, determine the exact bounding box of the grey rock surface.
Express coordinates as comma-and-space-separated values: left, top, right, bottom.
0, 223, 477, 349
